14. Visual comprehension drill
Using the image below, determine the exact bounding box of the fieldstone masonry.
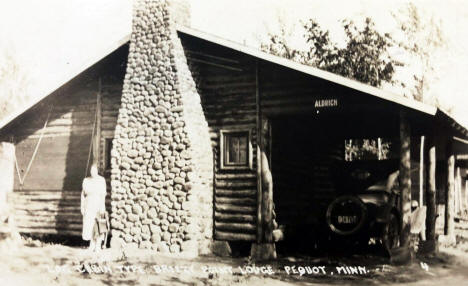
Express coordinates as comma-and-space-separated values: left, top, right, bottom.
109, 0, 213, 255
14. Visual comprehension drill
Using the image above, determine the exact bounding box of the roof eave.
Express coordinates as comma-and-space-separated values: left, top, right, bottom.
176, 25, 437, 116
0, 33, 131, 130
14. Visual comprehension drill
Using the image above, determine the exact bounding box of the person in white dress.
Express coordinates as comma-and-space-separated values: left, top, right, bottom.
81, 163, 107, 252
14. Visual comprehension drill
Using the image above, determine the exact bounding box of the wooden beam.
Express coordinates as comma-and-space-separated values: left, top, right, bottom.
445, 141, 455, 236
453, 136, 468, 145
184, 50, 239, 64
425, 138, 437, 243
378, 137, 382, 160
215, 230, 256, 241
187, 57, 243, 72
255, 59, 263, 244
261, 147, 274, 243
465, 180, 468, 215
419, 136, 425, 207
399, 110, 412, 247
456, 167, 462, 214
258, 79, 274, 243
252, 60, 277, 261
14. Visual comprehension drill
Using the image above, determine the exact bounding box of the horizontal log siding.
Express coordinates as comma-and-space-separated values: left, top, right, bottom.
9, 190, 112, 236
0, 44, 128, 237
190, 56, 258, 241
7, 81, 98, 236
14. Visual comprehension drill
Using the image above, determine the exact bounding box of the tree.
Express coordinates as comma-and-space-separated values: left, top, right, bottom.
0, 49, 31, 120
262, 17, 398, 160
392, 3, 446, 103
262, 17, 400, 88
345, 138, 392, 161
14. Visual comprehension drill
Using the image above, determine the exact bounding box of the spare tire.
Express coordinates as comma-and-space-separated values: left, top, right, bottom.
326, 195, 367, 236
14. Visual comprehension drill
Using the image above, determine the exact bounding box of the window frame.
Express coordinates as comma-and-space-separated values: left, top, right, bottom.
219, 129, 253, 171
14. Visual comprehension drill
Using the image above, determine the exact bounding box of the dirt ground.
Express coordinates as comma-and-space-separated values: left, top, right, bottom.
1, 234, 468, 286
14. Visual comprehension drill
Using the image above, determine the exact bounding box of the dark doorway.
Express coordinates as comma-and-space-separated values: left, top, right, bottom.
270, 114, 344, 254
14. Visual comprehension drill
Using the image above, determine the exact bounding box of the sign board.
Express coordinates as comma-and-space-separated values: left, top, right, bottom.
314, 99, 338, 108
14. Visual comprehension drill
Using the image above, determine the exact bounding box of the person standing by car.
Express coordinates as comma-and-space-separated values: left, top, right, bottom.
81, 163, 107, 253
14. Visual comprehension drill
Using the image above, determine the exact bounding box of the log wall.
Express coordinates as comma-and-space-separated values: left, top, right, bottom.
0, 44, 127, 237
180, 35, 404, 242
5, 78, 97, 236
190, 56, 258, 242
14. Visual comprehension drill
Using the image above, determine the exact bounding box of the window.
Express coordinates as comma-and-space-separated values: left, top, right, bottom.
344, 138, 395, 161
104, 138, 113, 173
220, 130, 252, 170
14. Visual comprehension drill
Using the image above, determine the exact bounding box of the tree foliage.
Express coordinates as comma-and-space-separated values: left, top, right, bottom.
261, 17, 399, 161
392, 3, 446, 103
0, 50, 31, 119
261, 17, 399, 88
345, 139, 392, 161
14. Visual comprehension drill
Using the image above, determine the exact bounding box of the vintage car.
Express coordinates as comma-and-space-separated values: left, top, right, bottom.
326, 159, 401, 251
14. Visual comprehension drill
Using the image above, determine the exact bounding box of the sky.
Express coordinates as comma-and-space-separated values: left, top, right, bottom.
0, 0, 132, 112
1, 0, 467, 126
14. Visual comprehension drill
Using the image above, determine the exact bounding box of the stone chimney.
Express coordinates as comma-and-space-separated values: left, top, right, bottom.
109, 0, 213, 255
167, 0, 191, 27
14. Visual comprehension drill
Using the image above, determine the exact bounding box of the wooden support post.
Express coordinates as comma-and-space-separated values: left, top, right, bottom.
445, 141, 455, 237
460, 170, 464, 213
465, 179, 468, 214
255, 60, 263, 244
378, 137, 382, 160
251, 60, 276, 261
424, 138, 437, 252
261, 149, 274, 243
464, 177, 467, 214
456, 167, 462, 215
455, 167, 459, 215
399, 110, 412, 248
419, 136, 425, 207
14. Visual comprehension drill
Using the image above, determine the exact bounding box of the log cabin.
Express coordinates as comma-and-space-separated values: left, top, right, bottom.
0, 0, 467, 257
